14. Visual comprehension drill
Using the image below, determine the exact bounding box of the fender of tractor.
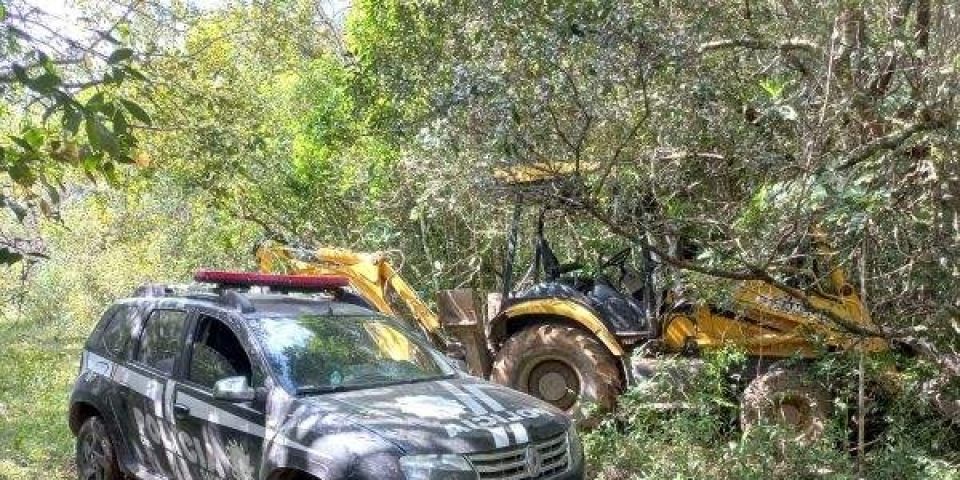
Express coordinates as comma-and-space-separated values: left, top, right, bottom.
487, 297, 625, 358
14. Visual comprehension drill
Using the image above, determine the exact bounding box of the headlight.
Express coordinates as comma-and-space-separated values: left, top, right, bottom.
567, 424, 584, 466
399, 454, 477, 480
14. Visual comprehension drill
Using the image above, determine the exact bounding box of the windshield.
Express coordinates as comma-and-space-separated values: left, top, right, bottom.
251, 315, 453, 394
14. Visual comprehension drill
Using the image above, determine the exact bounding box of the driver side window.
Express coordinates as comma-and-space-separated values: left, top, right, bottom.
188, 315, 253, 390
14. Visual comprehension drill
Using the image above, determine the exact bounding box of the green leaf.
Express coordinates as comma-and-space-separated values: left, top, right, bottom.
10, 136, 34, 152
84, 115, 102, 151
109, 67, 126, 84
37, 51, 55, 73
101, 161, 118, 184
119, 98, 152, 125
759, 78, 786, 100
0, 247, 23, 265
8, 161, 35, 187
11, 63, 28, 83
86, 116, 120, 159
112, 109, 129, 143
63, 107, 83, 135
107, 47, 134, 64
22, 127, 44, 146
27, 72, 61, 94
5, 198, 28, 222
85, 92, 105, 110
43, 180, 60, 205
123, 66, 147, 81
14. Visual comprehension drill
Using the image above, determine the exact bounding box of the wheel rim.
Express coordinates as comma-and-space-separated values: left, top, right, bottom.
526, 359, 580, 410
78, 430, 108, 480
773, 393, 813, 431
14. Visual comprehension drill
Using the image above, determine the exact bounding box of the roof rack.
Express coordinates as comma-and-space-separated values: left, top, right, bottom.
220, 290, 255, 313
132, 283, 257, 314
133, 271, 351, 314
133, 283, 178, 297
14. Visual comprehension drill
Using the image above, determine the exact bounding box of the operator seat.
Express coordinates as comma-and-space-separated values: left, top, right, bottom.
588, 278, 650, 334
535, 234, 581, 281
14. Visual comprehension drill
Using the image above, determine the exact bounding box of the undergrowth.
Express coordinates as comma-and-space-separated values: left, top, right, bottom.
584, 348, 960, 480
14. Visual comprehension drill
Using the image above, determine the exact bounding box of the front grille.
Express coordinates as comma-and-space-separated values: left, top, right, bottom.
467, 432, 570, 479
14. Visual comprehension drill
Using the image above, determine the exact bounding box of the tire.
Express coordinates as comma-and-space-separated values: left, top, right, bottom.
490, 324, 621, 424
76, 416, 123, 480
740, 367, 832, 444
924, 356, 960, 425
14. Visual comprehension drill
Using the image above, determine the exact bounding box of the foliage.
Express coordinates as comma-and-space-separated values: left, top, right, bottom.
583, 350, 960, 479
1, 1, 959, 479
0, 183, 255, 479
0, 0, 152, 264
346, 0, 960, 340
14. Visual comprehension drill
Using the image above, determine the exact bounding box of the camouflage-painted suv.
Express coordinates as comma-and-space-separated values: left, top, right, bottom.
68, 271, 584, 480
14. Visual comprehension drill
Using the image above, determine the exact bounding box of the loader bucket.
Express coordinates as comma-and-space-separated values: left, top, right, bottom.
437, 289, 492, 377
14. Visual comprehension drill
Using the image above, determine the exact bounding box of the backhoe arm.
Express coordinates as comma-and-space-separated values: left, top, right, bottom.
255, 242, 442, 341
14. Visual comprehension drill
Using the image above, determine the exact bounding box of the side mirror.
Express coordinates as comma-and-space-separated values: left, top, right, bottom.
213, 376, 255, 403
446, 352, 469, 373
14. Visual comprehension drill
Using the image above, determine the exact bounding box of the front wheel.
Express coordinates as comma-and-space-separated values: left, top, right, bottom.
490, 324, 621, 424
924, 354, 960, 425
76, 416, 123, 480
740, 367, 832, 444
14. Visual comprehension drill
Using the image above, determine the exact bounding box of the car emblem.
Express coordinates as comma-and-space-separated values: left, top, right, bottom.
524, 444, 542, 477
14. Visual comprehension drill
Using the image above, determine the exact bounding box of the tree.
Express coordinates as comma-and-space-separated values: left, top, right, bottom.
0, 0, 150, 264
347, 0, 959, 336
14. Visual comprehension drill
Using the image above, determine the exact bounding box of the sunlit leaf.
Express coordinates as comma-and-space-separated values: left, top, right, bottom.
107, 47, 134, 64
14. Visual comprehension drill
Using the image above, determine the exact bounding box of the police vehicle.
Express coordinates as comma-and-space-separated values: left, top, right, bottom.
69, 270, 584, 480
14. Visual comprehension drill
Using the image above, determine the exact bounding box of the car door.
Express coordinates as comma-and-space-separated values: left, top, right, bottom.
171, 310, 266, 480
119, 307, 193, 479
89, 302, 147, 471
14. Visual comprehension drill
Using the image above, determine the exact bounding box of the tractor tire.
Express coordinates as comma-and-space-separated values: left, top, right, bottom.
490, 324, 621, 425
924, 354, 960, 425
740, 367, 832, 444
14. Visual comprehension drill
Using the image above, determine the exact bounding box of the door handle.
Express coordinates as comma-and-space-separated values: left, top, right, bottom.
173, 403, 190, 420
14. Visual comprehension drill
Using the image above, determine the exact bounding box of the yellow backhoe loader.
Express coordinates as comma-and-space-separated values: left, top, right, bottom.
254, 164, 957, 438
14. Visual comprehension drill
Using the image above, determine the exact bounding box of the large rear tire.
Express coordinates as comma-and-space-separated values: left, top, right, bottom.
740, 367, 832, 444
924, 353, 960, 425
490, 324, 621, 424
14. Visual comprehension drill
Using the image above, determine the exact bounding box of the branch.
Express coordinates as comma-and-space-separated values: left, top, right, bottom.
867, 0, 913, 99
698, 37, 821, 54
576, 201, 886, 337
837, 117, 945, 170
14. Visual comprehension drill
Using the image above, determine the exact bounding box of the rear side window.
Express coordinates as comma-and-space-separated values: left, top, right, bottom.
137, 310, 188, 375
101, 305, 136, 359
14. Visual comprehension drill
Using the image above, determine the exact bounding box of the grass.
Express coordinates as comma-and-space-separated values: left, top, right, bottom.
0, 308, 93, 480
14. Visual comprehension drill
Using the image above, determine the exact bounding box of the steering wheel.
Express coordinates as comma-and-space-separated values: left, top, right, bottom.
599, 247, 632, 287
601, 247, 632, 270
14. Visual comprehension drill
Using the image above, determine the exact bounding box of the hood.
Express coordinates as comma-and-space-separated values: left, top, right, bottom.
282, 376, 570, 455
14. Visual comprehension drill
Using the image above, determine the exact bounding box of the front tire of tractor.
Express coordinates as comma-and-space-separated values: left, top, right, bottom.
740, 367, 832, 444
491, 324, 621, 425
923, 361, 960, 426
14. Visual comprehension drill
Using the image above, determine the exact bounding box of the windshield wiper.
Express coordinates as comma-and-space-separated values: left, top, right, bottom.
295, 374, 457, 396
296, 384, 364, 395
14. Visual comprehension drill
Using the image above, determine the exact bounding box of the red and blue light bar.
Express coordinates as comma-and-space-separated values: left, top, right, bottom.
194, 270, 349, 291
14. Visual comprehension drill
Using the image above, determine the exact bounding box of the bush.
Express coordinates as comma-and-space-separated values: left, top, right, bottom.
583, 348, 960, 480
